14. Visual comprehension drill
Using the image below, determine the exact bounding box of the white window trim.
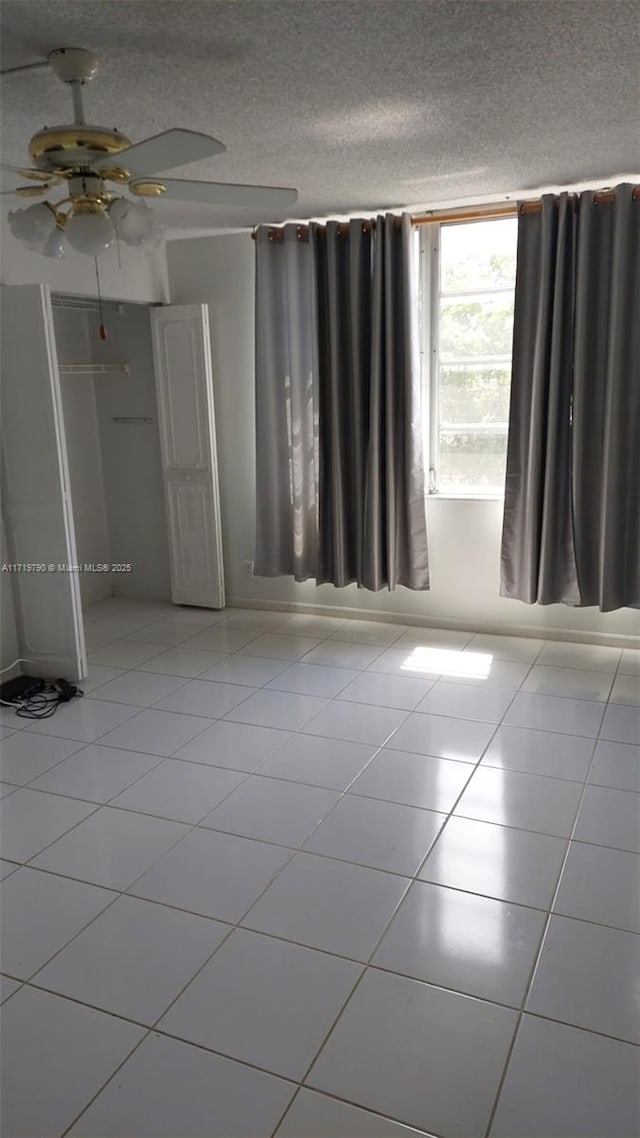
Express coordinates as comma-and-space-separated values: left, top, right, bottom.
419, 222, 510, 502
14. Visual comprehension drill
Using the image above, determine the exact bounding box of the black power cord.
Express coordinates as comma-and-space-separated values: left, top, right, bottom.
2, 679, 84, 720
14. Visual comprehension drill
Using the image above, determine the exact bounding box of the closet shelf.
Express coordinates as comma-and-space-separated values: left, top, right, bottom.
58, 363, 130, 375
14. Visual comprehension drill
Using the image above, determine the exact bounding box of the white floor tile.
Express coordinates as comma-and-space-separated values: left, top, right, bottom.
0, 782, 17, 800
200, 654, 289, 687
98, 708, 215, 756
88, 640, 165, 668
554, 841, 640, 933
81, 664, 126, 692
174, 719, 291, 772
0, 731, 82, 784
522, 664, 614, 701
504, 692, 605, 737
599, 702, 640, 745
181, 626, 261, 653
35, 895, 227, 1025
481, 724, 595, 781
130, 827, 292, 922
126, 620, 208, 646
387, 711, 495, 762
225, 688, 329, 731
0, 789, 96, 862
395, 628, 472, 649
0, 975, 21, 1004
277, 1090, 432, 1137
455, 766, 582, 837
445, 658, 531, 689
303, 641, 385, 669
491, 1015, 640, 1138
66, 1033, 294, 1138
136, 647, 228, 677
0, 708, 27, 730
1, 987, 143, 1138
337, 671, 434, 711
609, 673, 640, 705
330, 621, 408, 646
153, 679, 254, 718
0, 859, 19, 881
303, 700, 407, 746
619, 648, 640, 675
0, 867, 115, 978
268, 662, 360, 697
32, 806, 188, 890
573, 784, 640, 853
24, 698, 139, 743
240, 632, 323, 661
305, 794, 445, 875
368, 645, 487, 680
273, 613, 348, 638
259, 735, 377, 791
201, 775, 339, 847
111, 759, 246, 823
352, 750, 472, 812
243, 852, 409, 961
587, 739, 640, 792
419, 816, 567, 909
89, 670, 188, 707
373, 880, 545, 1005
30, 744, 164, 803
160, 928, 361, 1079
527, 915, 640, 1043
537, 641, 622, 671
463, 634, 544, 662
415, 681, 514, 723
308, 969, 517, 1137
216, 608, 283, 631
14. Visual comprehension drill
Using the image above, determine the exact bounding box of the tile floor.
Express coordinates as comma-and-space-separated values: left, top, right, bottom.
1, 597, 639, 1138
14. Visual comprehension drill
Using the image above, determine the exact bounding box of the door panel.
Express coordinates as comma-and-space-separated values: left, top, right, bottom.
150, 304, 224, 608
0, 284, 86, 680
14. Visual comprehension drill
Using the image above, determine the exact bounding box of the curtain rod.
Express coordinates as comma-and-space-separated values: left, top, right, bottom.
251, 186, 638, 241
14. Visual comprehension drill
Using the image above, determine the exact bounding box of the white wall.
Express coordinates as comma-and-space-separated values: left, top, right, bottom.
167, 231, 639, 643
0, 207, 169, 304
0, 508, 20, 674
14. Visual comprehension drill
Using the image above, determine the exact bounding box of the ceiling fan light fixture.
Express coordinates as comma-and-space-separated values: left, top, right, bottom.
41, 224, 67, 259
109, 197, 163, 248
8, 201, 57, 250
65, 200, 115, 255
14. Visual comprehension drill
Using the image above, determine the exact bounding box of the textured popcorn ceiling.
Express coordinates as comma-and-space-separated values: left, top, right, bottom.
1, 0, 638, 232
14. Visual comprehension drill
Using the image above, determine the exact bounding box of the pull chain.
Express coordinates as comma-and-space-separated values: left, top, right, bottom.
94, 256, 107, 340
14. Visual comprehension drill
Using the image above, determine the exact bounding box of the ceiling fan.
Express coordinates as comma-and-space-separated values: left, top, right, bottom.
2, 47, 298, 257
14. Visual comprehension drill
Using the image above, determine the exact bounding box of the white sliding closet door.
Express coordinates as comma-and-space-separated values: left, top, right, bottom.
150, 304, 224, 608
0, 284, 86, 680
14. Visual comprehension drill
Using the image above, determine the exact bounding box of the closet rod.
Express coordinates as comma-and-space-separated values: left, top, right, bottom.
58, 363, 130, 375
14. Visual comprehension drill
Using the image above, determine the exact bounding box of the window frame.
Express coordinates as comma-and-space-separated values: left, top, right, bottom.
419, 217, 516, 501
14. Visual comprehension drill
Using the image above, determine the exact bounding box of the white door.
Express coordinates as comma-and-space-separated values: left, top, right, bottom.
150, 304, 225, 608
0, 284, 86, 681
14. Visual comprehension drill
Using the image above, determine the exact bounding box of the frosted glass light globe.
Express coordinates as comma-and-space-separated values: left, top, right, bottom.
66, 205, 115, 255
8, 202, 57, 250
42, 226, 66, 258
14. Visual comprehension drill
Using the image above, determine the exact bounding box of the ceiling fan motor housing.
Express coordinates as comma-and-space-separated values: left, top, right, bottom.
29, 125, 132, 172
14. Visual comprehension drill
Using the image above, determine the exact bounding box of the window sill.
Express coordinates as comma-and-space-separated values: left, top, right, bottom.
427, 492, 505, 502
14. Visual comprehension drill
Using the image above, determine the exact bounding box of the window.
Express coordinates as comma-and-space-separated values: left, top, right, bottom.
421, 216, 518, 496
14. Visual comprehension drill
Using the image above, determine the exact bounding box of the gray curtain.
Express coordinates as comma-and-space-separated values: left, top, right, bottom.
255, 213, 429, 591
501, 184, 640, 612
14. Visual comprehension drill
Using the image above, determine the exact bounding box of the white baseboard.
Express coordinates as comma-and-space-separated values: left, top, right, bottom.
227, 595, 640, 649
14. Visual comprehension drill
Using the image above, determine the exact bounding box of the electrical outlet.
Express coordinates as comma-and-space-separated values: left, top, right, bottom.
243, 560, 254, 576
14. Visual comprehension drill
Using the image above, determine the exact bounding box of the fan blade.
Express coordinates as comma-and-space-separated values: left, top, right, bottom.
1, 165, 60, 182
93, 129, 225, 177
137, 178, 298, 209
